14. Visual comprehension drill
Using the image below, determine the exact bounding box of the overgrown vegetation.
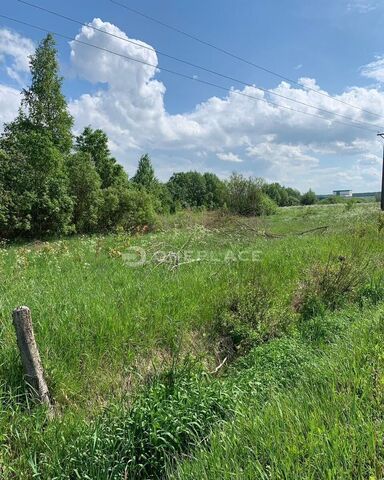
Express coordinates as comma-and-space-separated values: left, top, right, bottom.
0, 201, 383, 478
293, 253, 370, 319
0, 30, 383, 480
0, 33, 326, 241
172, 306, 384, 480
213, 280, 290, 358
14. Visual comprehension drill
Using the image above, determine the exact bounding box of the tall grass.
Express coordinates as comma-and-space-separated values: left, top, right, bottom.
0, 203, 382, 477
172, 306, 384, 480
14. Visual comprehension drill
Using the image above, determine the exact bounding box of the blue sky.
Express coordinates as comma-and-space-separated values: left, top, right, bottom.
1, 0, 384, 193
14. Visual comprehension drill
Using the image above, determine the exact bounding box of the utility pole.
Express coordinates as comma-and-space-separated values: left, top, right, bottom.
377, 133, 384, 211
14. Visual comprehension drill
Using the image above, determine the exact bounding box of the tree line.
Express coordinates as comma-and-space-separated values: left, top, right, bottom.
0, 34, 316, 239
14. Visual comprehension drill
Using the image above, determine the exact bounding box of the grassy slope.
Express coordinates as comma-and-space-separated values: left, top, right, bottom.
0, 204, 381, 403
172, 306, 384, 480
0, 203, 383, 477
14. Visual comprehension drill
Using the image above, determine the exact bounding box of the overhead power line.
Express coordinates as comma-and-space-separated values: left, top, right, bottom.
0, 13, 379, 133
14, 0, 384, 131
109, 0, 384, 122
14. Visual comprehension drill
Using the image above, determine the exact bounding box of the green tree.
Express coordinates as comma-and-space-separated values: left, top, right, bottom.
131, 154, 174, 214
22, 34, 73, 154
132, 154, 156, 190
301, 189, 317, 205
67, 152, 102, 233
285, 187, 302, 206
0, 132, 73, 237
0, 33, 75, 237
0, 149, 30, 236
76, 127, 128, 188
167, 172, 207, 209
226, 173, 277, 216
152, 183, 173, 214
263, 183, 299, 207
203, 172, 227, 209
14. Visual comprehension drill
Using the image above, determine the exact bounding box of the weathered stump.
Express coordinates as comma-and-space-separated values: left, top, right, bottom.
12, 306, 51, 408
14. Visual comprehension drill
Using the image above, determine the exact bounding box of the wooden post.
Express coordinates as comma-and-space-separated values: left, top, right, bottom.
12, 306, 51, 407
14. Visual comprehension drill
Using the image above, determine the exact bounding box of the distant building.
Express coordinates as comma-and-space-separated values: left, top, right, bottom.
333, 189, 352, 197
352, 191, 380, 199
316, 190, 379, 200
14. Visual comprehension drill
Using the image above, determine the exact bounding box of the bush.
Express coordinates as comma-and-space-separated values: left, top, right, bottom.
214, 283, 288, 357
319, 195, 345, 205
293, 254, 370, 320
226, 174, 277, 216
259, 194, 278, 215
119, 189, 156, 233
300, 189, 317, 205
99, 187, 156, 233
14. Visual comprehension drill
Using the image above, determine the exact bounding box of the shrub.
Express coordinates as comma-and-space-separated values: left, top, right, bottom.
259, 194, 278, 215
213, 283, 288, 358
300, 189, 317, 205
293, 254, 370, 320
319, 195, 345, 205
98, 187, 156, 233
119, 189, 156, 232
226, 174, 277, 216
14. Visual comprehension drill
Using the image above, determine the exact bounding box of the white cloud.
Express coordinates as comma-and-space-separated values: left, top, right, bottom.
357, 152, 382, 167
0, 20, 382, 193
0, 84, 22, 126
67, 19, 384, 192
69, 18, 169, 152
346, 0, 378, 13
246, 143, 319, 168
0, 28, 34, 85
360, 56, 384, 82
0, 28, 33, 127
217, 152, 243, 163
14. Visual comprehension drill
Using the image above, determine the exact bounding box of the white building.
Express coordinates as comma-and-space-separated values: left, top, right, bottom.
333, 189, 352, 197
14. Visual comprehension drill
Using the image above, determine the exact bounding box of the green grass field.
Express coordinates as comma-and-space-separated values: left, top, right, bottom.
0, 203, 383, 478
